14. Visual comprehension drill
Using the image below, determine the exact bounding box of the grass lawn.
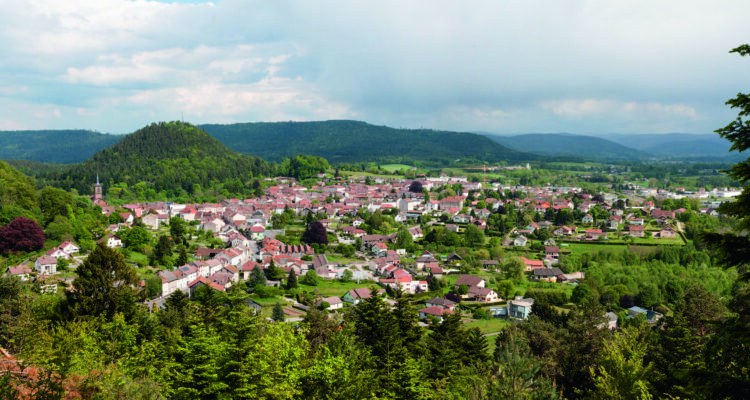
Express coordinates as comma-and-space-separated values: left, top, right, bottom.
464, 318, 510, 334
380, 164, 415, 172
632, 236, 685, 246
565, 242, 628, 255
252, 297, 290, 306
326, 255, 366, 264
124, 250, 150, 266
299, 279, 377, 297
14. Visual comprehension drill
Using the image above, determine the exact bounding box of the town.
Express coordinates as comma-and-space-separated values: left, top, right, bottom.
7, 168, 738, 333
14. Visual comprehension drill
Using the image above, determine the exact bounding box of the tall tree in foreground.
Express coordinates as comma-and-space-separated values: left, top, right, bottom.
695, 44, 750, 398
66, 242, 142, 320
701, 44, 750, 281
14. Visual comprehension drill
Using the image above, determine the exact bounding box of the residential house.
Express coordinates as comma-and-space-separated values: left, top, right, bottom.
507, 297, 535, 320
532, 267, 564, 282
454, 275, 485, 290
629, 217, 644, 226
419, 306, 454, 322
545, 246, 560, 260
602, 312, 618, 330
318, 296, 344, 310
425, 297, 457, 311
513, 235, 528, 247
468, 286, 499, 302
657, 225, 677, 238
34, 256, 57, 274
582, 214, 594, 224
342, 287, 383, 305
627, 225, 645, 237
6, 264, 33, 281
428, 265, 444, 278
627, 306, 663, 324
187, 277, 226, 298
521, 257, 544, 272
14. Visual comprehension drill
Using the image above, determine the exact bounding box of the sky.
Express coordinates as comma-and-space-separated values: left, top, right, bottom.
1, 0, 749, 135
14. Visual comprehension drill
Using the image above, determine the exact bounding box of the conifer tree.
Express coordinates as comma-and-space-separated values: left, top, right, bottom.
286, 269, 298, 289
272, 302, 285, 322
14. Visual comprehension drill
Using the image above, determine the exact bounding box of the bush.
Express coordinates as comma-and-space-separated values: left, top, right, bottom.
524, 288, 569, 306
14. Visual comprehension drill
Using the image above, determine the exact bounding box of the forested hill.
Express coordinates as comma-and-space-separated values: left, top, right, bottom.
45, 122, 273, 196
200, 120, 534, 164
0, 130, 122, 164
487, 133, 649, 161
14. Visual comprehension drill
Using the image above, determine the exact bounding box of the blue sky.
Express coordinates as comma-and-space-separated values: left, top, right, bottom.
1, 0, 749, 135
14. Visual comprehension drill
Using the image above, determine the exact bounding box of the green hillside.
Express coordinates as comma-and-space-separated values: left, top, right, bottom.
487, 133, 648, 161
0, 160, 38, 223
200, 120, 533, 164
0, 130, 122, 164
45, 122, 273, 196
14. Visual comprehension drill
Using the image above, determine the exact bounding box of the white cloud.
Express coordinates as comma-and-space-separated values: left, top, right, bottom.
0, 0, 748, 134
541, 98, 697, 120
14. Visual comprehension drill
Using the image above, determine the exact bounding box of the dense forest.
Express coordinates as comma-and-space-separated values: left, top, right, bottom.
200, 120, 533, 164
39, 122, 274, 198
0, 130, 122, 164
489, 133, 650, 161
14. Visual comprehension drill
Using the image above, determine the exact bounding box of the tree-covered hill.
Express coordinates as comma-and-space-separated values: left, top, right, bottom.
45, 122, 273, 196
0, 130, 122, 164
0, 160, 38, 223
487, 133, 649, 161
200, 120, 534, 164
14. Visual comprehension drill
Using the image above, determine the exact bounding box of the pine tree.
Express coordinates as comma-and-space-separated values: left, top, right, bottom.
66, 242, 142, 320
250, 266, 267, 287
176, 245, 188, 266
286, 269, 298, 289
272, 302, 285, 322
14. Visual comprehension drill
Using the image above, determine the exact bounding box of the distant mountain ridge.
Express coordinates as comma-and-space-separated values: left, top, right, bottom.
487, 133, 649, 161
0, 122, 741, 165
199, 120, 533, 164
0, 130, 122, 164
604, 133, 735, 157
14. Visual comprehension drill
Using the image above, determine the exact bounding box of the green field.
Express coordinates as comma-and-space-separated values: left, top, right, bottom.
380, 164, 415, 172
299, 279, 378, 297
464, 318, 510, 334
565, 242, 630, 255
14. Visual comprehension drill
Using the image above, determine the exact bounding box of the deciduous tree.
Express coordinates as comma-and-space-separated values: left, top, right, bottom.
0, 216, 44, 254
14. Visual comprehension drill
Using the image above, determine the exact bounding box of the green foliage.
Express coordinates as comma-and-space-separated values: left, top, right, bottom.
491, 333, 561, 399
39, 186, 75, 226
300, 270, 319, 286
0, 160, 37, 216
286, 269, 298, 289
589, 323, 654, 399
0, 129, 122, 164
201, 120, 530, 164
121, 226, 151, 252
502, 256, 526, 283
277, 154, 329, 180
272, 302, 285, 322
464, 223, 485, 248
66, 243, 142, 320
44, 122, 273, 198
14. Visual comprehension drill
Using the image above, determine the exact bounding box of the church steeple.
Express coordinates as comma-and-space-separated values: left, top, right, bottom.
94, 174, 102, 201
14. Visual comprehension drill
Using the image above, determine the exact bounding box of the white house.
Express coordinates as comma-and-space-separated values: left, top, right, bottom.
35, 256, 57, 275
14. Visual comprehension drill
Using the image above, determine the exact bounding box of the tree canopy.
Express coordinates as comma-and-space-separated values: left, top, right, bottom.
0, 216, 45, 254
66, 243, 143, 319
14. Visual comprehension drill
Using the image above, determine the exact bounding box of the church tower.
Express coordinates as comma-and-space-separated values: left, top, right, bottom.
94, 174, 102, 201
